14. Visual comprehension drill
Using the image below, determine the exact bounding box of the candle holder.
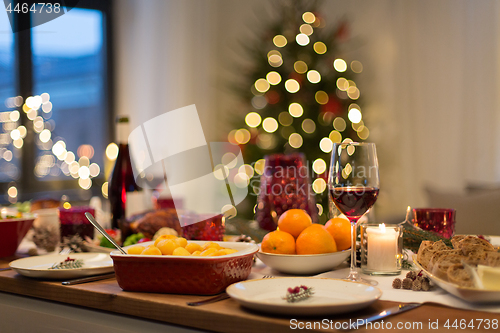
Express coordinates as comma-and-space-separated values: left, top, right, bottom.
360, 223, 402, 275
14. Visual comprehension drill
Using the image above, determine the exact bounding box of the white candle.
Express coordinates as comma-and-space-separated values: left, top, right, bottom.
366, 223, 398, 271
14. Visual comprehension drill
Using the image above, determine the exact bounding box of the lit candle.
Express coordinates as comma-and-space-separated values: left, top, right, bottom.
366, 223, 398, 271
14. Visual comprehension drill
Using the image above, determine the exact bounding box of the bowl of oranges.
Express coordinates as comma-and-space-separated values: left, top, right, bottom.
256, 210, 351, 275
110, 235, 258, 295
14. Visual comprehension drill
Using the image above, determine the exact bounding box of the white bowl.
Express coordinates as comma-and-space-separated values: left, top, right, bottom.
256, 250, 350, 275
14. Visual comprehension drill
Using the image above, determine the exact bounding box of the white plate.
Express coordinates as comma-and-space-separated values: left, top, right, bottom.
226, 277, 382, 316
10, 253, 114, 280
255, 250, 350, 275
412, 254, 500, 303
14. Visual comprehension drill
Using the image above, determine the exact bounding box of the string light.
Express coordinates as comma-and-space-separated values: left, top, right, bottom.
296, 33, 310, 46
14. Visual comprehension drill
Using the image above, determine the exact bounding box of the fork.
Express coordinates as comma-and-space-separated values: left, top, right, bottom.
187, 275, 273, 306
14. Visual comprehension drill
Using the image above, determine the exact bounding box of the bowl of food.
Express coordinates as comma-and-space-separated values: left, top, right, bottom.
256, 250, 350, 275
110, 238, 258, 295
0, 211, 35, 257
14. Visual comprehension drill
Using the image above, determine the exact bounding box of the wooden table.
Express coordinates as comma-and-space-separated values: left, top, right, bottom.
0, 256, 498, 333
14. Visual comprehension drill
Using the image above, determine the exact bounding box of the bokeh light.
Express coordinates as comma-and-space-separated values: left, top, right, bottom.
288, 133, 303, 148
245, 112, 262, 128
296, 33, 310, 46
294, 61, 308, 74
302, 12, 316, 24
285, 79, 300, 93
273, 35, 287, 47
313, 42, 327, 54
306, 70, 321, 83
266, 71, 282, 85
333, 58, 347, 72
106, 143, 119, 160
348, 108, 362, 123
288, 103, 303, 117
319, 137, 333, 153
262, 117, 278, 133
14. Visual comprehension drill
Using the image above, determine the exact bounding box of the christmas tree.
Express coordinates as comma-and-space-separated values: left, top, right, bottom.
228, 1, 369, 225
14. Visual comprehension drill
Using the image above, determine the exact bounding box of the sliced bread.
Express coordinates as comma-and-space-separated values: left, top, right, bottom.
447, 263, 474, 288
431, 254, 465, 280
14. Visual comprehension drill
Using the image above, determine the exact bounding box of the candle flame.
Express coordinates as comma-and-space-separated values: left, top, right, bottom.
379, 223, 386, 232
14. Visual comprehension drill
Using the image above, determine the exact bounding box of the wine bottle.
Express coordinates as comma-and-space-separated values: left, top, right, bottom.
108, 116, 141, 231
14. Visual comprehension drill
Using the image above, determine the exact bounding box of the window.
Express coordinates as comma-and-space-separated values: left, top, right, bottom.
0, 0, 113, 203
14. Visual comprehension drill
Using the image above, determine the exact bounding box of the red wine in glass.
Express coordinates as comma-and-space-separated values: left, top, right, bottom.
330, 187, 379, 222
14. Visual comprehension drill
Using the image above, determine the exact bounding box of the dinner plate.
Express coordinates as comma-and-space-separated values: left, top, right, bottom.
226, 277, 382, 316
412, 254, 500, 303
255, 250, 350, 275
10, 253, 114, 280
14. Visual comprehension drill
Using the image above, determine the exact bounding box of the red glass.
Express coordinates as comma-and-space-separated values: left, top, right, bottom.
412, 208, 455, 239
255, 153, 317, 231
182, 214, 225, 241
59, 206, 95, 241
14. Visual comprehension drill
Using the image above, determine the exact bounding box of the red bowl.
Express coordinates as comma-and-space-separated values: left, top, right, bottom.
110, 241, 258, 295
0, 214, 35, 257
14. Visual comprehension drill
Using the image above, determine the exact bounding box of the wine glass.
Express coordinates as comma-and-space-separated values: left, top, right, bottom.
328, 142, 380, 281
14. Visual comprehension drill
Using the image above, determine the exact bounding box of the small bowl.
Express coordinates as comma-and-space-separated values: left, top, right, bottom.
256, 250, 350, 275
110, 241, 258, 295
0, 214, 35, 257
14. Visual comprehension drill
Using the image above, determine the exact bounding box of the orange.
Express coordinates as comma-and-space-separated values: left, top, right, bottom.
277, 209, 313, 238
261, 230, 296, 254
296, 224, 337, 255
325, 217, 352, 251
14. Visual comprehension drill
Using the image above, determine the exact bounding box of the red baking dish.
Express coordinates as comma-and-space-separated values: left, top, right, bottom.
110, 241, 258, 295
0, 214, 35, 258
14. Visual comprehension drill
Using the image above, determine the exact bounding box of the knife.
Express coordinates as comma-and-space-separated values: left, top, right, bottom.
339, 303, 422, 331
62, 272, 115, 285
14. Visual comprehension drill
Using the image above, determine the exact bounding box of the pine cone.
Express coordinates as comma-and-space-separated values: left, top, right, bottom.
61, 235, 85, 253
412, 279, 422, 291
402, 278, 413, 289
392, 278, 402, 289
406, 271, 417, 280
32, 225, 59, 252
421, 280, 431, 291
235, 234, 255, 243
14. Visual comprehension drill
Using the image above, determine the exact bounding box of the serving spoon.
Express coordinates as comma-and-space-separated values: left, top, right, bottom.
85, 212, 127, 255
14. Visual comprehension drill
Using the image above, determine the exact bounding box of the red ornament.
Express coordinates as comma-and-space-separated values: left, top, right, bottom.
320, 96, 342, 115
265, 90, 280, 104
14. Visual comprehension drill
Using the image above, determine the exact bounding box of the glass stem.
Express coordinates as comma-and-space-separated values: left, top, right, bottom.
350, 222, 357, 271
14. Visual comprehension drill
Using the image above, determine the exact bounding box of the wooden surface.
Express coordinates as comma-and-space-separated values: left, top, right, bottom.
0, 257, 499, 332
